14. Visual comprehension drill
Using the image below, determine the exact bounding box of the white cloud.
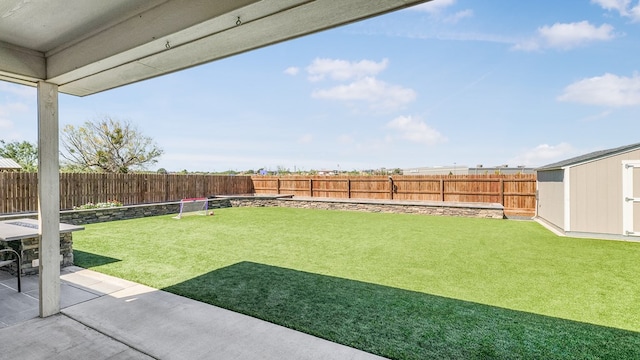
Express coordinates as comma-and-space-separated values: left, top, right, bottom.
0, 120, 21, 140
0, 102, 29, 116
593, 0, 630, 12
312, 77, 416, 110
410, 0, 456, 14
408, 30, 515, 44
592, 0, 640, 21
0, 81, 38, 104
284, 67, 300, 76
408, 0, 472, 24
510, 143, 577, 167
558, 73, 640, 106
0, 102, 29, 136
338, 134, 354, 144
513, 21, 615, 51
580, 109, 614, 121
304, 58, 415, 111
511, 39, 541, 52
0, 82, 36, 99
161, 153, 295, 171
444, 9, 474, 24
0, 84, 35, 140
0, 118, 12, 130
306, 58, 389, 82
540, 21, 615, 48
386, 115, 447, 145
297, 134, 313, 144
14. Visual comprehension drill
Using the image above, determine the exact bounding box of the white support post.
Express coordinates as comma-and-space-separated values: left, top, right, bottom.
37, 81, 60, 317
563, 167, 571, 232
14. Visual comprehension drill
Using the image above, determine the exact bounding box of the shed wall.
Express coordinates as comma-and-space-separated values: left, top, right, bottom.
536, 170, 564, 229
569, 149, 640, 235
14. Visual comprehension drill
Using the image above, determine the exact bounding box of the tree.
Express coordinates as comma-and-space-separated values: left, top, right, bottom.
0, 140, 38, 172
61, 117, 163, 173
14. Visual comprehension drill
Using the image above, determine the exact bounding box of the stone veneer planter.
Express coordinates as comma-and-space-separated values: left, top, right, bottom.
0, 233, 73, 276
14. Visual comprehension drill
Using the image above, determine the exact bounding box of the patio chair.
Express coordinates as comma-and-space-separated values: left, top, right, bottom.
0, 249, 21, 292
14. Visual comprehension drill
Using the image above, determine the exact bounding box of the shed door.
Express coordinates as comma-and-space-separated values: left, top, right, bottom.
622, 161, 640, 236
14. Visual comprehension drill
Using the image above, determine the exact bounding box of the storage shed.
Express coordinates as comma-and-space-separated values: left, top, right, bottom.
0, 158, 21, 172
536, 142, 640, 240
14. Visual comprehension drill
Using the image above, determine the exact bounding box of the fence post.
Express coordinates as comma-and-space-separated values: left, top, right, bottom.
347, 179, 351, 198
440, 179, 445, 202
277, 178, 280, 194
499, 178, 504, 206
309, 179, 313, 197
389, 177, 394, 200
164, 174, 169, 202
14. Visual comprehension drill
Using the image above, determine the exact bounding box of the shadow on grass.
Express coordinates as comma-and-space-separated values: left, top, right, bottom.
73, 250, 121, 268
163, 261, 640, 360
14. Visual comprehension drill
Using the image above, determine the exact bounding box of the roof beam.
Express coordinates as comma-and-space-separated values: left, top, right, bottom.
59, 0, 426, 96
47, 0, 261, 86
0, 41, 45, 84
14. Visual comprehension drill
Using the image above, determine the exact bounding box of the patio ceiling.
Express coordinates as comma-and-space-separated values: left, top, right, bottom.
0, 0, 429, 97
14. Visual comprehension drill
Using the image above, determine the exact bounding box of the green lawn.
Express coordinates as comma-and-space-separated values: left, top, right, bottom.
73, 207, 640, 359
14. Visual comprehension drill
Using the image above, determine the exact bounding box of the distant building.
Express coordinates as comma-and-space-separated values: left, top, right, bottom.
469, 165, 535, 175
316, 170, 337, 176
0, 158, 21, 172
403, 166, 468, 176
402, 165, 535, 175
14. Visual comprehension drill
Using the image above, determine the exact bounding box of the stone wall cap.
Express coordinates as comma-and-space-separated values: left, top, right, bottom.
0, 218, 84, 241
214, 194, 293, 200
280, 196, 504, 210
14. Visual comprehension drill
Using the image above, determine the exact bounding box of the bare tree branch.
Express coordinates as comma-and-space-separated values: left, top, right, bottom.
60, 117, 163, 173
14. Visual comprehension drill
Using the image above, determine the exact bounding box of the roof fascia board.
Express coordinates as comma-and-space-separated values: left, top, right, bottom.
59, 0, 428, 96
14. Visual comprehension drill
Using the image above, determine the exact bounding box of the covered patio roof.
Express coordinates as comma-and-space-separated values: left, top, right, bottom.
1, 0, 428, 97
0, 0, 430, 318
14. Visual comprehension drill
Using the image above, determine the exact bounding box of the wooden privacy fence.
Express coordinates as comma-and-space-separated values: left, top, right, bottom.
252, 175, 537, 216
1, 173, 536, 216
0, 173, 254, 214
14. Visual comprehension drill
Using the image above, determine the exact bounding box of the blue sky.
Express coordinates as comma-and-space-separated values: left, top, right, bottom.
2, 0, 640, 172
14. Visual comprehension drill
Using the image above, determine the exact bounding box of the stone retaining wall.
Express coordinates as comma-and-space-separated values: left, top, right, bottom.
229, 197, 504, 219
0, 197, 502, 226
0, 199, 232, 226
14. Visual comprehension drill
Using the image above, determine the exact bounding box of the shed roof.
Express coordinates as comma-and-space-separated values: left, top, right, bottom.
0, 157, 21, 170
537, 142, 640, 171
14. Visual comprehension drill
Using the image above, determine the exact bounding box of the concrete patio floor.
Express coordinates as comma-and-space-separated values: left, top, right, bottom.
0, 266, 387, 360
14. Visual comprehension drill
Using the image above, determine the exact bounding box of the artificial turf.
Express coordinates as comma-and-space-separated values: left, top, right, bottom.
73, 207, 640, 359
